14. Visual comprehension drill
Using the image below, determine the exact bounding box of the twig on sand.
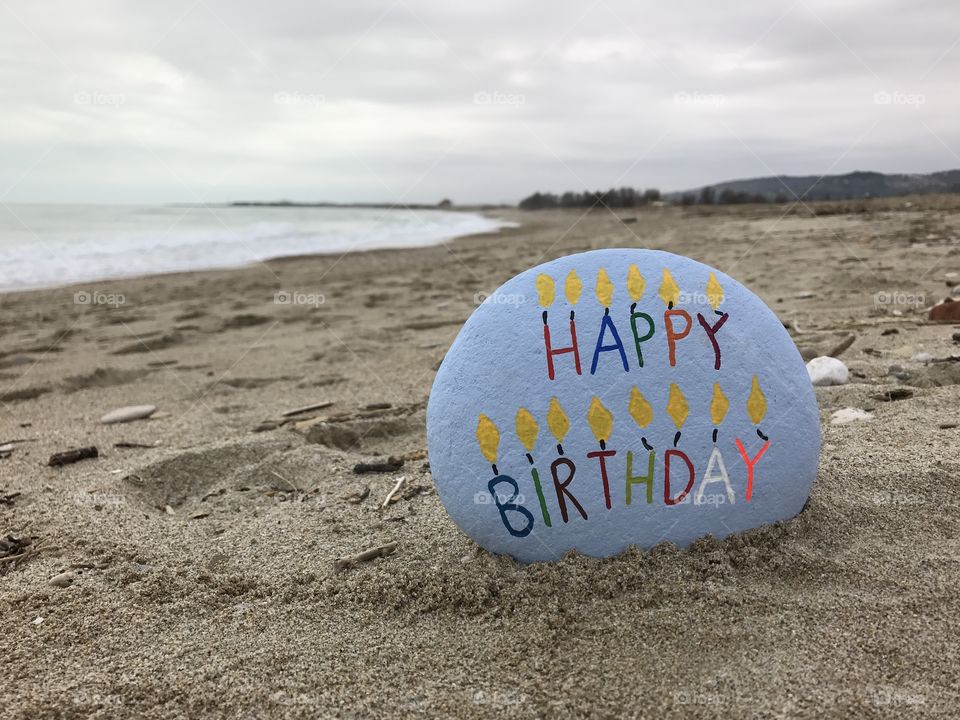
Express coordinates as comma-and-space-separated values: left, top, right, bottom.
827, 334, 856, 358
269, 470, 299, 493
0, 536, 41, 573
281, 401, 334, 418
382, 476, 406, 508
48, 446, 99, 467
334, 541, 398, 571
0, 492, 20, 506
353, 457, 404, 474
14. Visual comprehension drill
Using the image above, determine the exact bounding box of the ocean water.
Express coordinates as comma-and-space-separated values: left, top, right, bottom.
0, 204, 512, 292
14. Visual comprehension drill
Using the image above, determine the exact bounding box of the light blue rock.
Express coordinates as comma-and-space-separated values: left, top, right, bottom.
427, 248, 819, 563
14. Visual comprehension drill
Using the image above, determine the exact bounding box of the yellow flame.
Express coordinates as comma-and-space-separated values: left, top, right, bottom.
546, 397, 570, 443
515, 407, 539, 452
587, 397, 614, 443
706, 272, 724, 310
666, 383, 689, 429
747, 376, 767, 424
710, 383, 729, 425
628, 386, 653, 428
595, 268, 613, 307
564, 270, 582, 305
536, 274, 555, 308
476, 413, 500, 463
627, 264, 645, 301
658, 268, 680, 306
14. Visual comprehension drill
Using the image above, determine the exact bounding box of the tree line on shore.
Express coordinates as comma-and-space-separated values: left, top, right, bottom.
518, 186, 785, 210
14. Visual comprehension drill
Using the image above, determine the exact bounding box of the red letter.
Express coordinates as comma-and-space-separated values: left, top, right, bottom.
586, 449, 617, 509
735, 439, 770, 502
543, 311, 582, 380
663, 309, 692, 367
663, 449, 695, 505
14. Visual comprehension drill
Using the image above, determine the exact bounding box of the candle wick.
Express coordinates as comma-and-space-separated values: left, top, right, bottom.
712, 428, 718, 443
525, 453, 534, 465
630, 302, 637, 313
668, 301, 674, 310
756, 428, 769, 442
492, 463, 498, 475
604, 307, 609, 316
541, 310, 548, 325
557, 443, 564, 456
642, 437, 653, 451
569, 310, 575, 321
599, 439, 606, 450
673, 431, 681, 447
715, 309, 725, 316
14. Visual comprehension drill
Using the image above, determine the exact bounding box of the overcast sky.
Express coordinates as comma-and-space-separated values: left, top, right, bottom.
1, 0, 957, 205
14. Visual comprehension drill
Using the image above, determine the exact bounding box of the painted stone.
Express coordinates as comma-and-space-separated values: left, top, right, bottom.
426, 249, 820, 563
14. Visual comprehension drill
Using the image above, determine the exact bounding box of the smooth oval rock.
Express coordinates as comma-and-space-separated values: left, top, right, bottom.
48, 571, 76, 588
806, 356, 849, 386
427, 248, 820, 563
100, 404, 157, 424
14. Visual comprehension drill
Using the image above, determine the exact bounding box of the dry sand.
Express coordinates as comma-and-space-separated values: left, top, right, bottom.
1, 203, 959, 718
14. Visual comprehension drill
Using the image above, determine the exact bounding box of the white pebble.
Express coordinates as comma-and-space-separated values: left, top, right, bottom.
48, 571, 76, 588
830, 408, 873, 425
100, 405, 157, 424
911, 352, 933, 363
806, 356, 849, 386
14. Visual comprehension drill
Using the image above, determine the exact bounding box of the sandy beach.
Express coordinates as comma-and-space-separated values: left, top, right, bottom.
2, 203, 960, 718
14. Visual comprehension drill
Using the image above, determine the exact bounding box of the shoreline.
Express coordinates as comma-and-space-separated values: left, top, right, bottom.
0, 206, 514, 296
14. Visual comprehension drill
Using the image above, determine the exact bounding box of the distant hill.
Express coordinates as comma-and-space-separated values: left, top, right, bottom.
666, 169, 960, 203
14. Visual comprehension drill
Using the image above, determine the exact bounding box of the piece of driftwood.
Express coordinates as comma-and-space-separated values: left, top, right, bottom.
48, 446, 99, 467
334, 541, 397, 571
281, 401, 334, 418
0, 535, 39, 573
0, 492, 20, 506
353, 457, 404, 474
382, 477, 406, 507
873, 388, 914, 402
827, 334, 856, 358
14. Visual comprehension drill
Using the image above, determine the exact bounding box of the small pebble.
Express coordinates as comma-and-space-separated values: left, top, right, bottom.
807, 356, 849, 386
100, 405, 157, 425
830, 408, 873, 425
48, 571, 76, 588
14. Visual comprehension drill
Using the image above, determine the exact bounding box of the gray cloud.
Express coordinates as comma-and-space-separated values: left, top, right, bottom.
0, 0, 956, 204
